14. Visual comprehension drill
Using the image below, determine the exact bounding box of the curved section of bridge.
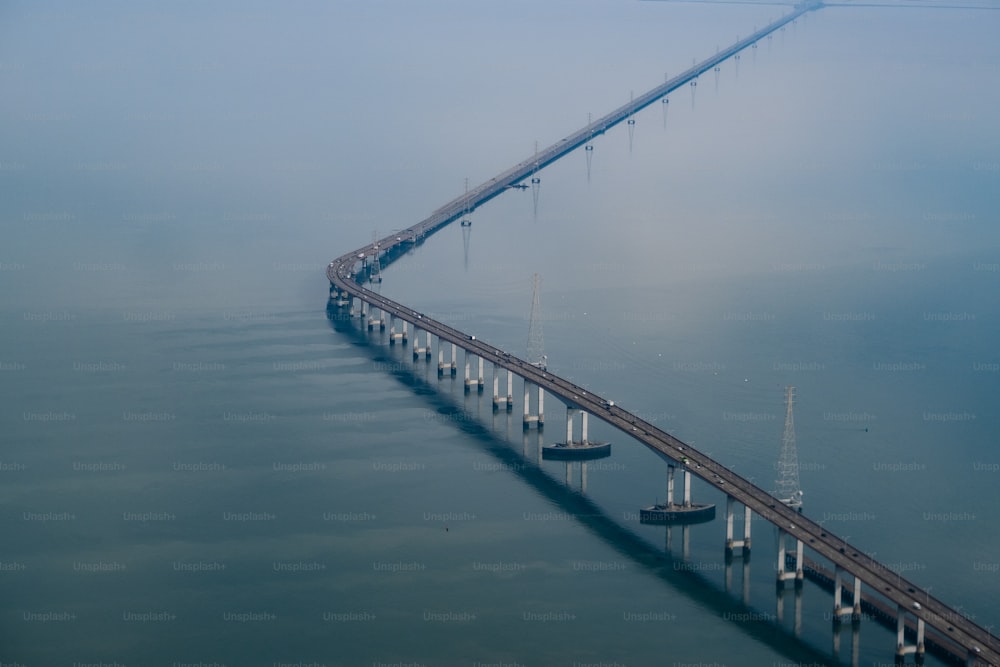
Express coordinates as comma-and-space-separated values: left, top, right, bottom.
326, 4, 997, 665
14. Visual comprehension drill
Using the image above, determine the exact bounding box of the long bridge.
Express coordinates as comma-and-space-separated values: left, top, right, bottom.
326, 3, 998, 665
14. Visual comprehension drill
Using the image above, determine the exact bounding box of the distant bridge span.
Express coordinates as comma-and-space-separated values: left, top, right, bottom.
327, 3, 998, 664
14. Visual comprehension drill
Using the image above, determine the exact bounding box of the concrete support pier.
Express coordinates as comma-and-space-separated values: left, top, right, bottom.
542, 407, 610, 460
566, 408, 587, 445
464, 352, 484, 393
388, 316, 407, 345
412, 329, 431, 360
725, 495, 752, 556
366, 306, 385, 331
522, 381, 544, 430
641, 464, 715, 524
896, 604, 926, 662
832, 565, 862, 625
439, 342, 458, 376
776, 528, 804, 589
492, 367, 514, 411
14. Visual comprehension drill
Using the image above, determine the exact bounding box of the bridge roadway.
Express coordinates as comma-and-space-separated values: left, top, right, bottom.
327, 4, 998, 665
361, 1, 823, 258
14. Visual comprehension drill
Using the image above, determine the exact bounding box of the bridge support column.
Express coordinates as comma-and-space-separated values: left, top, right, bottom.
437, 341, 456, 375
776, 528, 804, 589
666, 464, 676, 505
523, 381, 530, 428
522, 381, 544, 430
895, 604, 925, 661
412, 329, 431, 360
464, 352, 473, 392
506, 369, 513, 411
833, 565, 862, 625
795, 538, 804, 587
388, 315, 404, 345
725, 496, 751, 556
492, 367, 513, 411
562, 407, 592, 445
367, 306, 384, 331
464, 353, 484, 393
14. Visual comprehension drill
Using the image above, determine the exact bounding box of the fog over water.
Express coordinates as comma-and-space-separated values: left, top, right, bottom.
1, 1, 999, 665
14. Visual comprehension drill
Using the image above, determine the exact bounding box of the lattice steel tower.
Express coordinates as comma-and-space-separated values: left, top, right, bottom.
527, 273, 546, 370
776, 385, 803, 510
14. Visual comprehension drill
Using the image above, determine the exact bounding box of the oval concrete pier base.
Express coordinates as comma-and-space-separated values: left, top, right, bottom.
541, 442, 611, 461
639, 503, 716, 525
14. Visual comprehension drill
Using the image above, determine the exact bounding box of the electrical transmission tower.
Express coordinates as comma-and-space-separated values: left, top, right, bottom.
526, 273, 546, 370
775, 385, 803, 510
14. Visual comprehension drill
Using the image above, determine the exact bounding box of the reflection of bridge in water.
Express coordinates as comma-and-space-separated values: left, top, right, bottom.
326, 3, 998, 665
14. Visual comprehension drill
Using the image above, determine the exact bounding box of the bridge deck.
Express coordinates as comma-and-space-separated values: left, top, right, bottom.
327, 4, 998, 664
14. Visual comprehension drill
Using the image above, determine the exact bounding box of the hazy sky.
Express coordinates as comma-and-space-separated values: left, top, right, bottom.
2, 1, 998, 312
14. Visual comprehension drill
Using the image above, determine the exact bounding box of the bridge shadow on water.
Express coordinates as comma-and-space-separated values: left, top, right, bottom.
326, 302, 840, 666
